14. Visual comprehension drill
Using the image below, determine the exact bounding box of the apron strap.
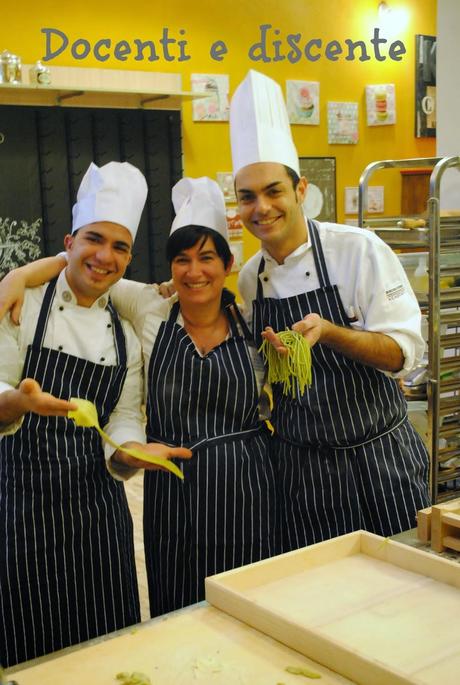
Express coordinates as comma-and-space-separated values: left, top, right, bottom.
277, 414, 408, 451
148, 423, 268, 451
106, 299, 127, 367
308, 219, 331, 288
169, 300, 181, 324
32, 277, 58, 348
221, 288, 254, 341
256, 258, 265, 302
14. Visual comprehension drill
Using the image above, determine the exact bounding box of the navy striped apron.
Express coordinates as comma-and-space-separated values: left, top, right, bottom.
252, 220, 430, 552
0, 278, 140, 668
144, 291, 277, 617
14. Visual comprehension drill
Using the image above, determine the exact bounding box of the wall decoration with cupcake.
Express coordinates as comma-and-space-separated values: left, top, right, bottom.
286, 80, 320, 125
327, 102, 359, 144
191, 73, 230, 121
365, 84, 396, 126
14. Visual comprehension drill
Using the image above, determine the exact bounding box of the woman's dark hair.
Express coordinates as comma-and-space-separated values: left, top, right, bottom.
166, 225, 232, 269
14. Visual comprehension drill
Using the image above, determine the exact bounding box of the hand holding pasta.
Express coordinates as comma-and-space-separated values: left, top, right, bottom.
259, 329, 312, 398
68, 398, 185, 479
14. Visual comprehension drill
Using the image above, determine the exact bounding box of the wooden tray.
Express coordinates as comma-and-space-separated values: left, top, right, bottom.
205, 530, 460, 685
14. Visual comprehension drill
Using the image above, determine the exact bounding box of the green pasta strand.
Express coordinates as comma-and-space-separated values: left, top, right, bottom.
259, 329, 312, 397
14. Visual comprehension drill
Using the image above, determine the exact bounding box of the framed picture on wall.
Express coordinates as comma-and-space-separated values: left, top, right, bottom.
299, 157, 336, 223
415, 34, 436, 138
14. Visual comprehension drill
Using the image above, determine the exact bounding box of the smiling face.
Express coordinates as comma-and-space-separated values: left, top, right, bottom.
171, 235, 233, 308
64, 222, 133, 306
235, 162, 308, 262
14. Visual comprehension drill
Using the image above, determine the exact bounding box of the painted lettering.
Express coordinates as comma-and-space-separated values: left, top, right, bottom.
210, 40, 228, 61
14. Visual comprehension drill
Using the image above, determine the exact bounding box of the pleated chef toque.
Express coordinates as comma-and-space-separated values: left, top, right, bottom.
171, 176, 229, 241
230, 70, 300, 176
72, 161, 148, 240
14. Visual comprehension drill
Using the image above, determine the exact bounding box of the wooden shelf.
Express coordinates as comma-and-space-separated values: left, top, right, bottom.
0, 65, 205, 110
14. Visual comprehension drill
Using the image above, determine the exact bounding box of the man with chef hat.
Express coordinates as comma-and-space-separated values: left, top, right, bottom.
230, 70, 430, 553
0, 161, 190, 668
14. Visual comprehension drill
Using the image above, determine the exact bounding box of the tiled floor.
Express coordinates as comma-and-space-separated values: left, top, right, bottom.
124, 473, 150, 622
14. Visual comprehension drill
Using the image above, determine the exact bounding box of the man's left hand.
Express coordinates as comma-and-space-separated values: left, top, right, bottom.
292, 313, 326, 347
262, 314, 326, 354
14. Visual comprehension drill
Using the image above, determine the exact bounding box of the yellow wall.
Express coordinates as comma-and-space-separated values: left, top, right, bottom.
2, 0, 437, 292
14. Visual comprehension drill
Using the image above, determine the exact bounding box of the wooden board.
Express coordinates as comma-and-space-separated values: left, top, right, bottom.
7, 604, 352, 685
205, 531, 460, 685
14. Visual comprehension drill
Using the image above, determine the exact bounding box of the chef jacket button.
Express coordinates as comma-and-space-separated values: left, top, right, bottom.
107, 323, 112, 328
62, 291, 72, 302
58, 345, 63, 351
100, 357, 105, 362
98, 298, 107, 308
263, 276, 269, 282
305, 271, 310, 277
58, 305, 64, 311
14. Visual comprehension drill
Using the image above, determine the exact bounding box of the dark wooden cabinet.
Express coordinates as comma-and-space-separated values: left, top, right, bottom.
400, 168, 432, 215
0, 105, 182, 282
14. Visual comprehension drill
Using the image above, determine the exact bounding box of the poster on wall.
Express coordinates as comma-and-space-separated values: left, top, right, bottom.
286, 80, 320, 125
327, 102, 359, 144
344, 186, 384, 215
365, 84, 396, 126
230, 240, 244, 272
415, 34, 436, 138
0, 217, 42, 278
299, 157, 336, 223
191, 73, 230, 121
216, 171, 236, 203
226, 207, 244, 238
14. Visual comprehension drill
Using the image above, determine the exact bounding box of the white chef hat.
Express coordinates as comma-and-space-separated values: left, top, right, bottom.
230, 70, 300, 176
170, 176, 229, 241
71, 161, 148, 240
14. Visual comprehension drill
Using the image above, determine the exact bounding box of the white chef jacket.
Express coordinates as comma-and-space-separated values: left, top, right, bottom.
238, 221, 426, 378
0, 270, 145, 476
109, 280, 171, 401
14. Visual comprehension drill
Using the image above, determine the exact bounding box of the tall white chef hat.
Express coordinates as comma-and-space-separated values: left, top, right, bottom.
230, 70, 300, 176
71, 161, 148, 240
170, 176, 229, 241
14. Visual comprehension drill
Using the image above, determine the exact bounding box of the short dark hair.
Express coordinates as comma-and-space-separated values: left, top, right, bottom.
166, 225, 232, 269
284, 165, 301, 190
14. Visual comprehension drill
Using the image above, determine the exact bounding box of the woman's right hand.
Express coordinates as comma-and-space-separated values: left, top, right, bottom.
0, 268, 27, 324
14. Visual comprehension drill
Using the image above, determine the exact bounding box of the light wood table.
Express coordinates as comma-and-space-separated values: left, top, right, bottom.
6, 602, 353, 685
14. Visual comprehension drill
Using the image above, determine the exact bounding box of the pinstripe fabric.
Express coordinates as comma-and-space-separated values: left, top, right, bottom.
144, 296, 277, 617
0, 280, 140, 668
252, 221, 430, 552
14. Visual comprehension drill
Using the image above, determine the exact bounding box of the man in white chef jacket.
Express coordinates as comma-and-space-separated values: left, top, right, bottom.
230, 70, 430, 553
0, 161, 190, 668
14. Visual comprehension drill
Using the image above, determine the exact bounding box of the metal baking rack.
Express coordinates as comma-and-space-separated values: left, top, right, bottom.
359, 157, 460, 503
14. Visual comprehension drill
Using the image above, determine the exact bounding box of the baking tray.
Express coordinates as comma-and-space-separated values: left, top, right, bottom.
205, 530, 460, 685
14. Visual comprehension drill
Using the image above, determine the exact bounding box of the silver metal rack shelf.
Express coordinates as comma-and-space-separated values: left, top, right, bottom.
359, 156, 460, 504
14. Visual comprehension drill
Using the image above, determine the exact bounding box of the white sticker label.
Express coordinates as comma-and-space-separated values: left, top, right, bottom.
385, 283, 405, 301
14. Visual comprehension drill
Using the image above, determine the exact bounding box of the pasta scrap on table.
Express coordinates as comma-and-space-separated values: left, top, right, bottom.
115, 673, 151, 685
286, 664, 321, 679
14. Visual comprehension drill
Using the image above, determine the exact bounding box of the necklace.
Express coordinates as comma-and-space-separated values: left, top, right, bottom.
182, 311, 229, 355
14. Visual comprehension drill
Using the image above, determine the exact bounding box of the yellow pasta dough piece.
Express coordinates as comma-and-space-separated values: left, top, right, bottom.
68, 398, 184, 480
